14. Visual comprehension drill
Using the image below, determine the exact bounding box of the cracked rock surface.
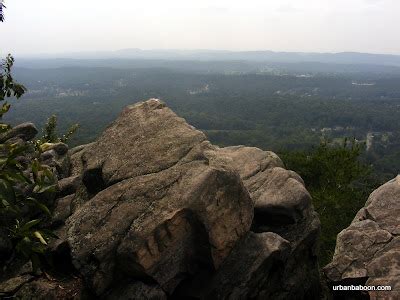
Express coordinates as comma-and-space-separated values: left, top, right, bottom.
66, 99, 253, 295
324, 175, 400, 299
1, 99, 321, 299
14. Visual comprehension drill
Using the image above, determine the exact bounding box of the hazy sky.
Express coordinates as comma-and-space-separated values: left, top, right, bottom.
1, 0, 399, 56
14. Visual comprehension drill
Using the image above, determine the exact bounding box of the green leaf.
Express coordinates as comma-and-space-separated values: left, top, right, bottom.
33, 231, 47, 245
27, 197, 51, 216
33, 184, 56, 194
0, 178, 16, 204
21, 219, 41, 231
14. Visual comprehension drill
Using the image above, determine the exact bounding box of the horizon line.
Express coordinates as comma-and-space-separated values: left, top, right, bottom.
9, 48, 400, 59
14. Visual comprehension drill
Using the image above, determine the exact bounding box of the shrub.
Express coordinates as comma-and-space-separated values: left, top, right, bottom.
1, 55, 56, 271
281, 138, 378, 266
40, 114, 79, 145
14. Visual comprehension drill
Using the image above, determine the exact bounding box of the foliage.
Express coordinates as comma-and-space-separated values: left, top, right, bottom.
281, 138, 379, 266
1, 54, 26, 131
39, 114, 79, 144
0, 55, 56, 271
0, 0, 5, 22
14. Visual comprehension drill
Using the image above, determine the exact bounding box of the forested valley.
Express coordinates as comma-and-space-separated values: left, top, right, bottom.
6, 59, 400, 181
2, 55, 400, 280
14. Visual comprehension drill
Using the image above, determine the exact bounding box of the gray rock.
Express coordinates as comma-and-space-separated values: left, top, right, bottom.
40, 149, 71, 179
0, 122, 38, 143
14, 277, 86, 299
70, 149, 85, 177
69, 142, 94, 155
4, 99, 321, 299
81, 99, 208, 185
364, 175, 400, 235
208, 146, 284, 180
52, 194, 74, 227
40, 149, 56, 161
66, 99, 253, 295
210, 146, 312, 226
324, 175, 400, 298
201, 232, 292, 299
50, 142, 69, 156
209, 145, 321, 299
0, 274, 34, 296
247, 167, 311, 226
57, 175, 81, 197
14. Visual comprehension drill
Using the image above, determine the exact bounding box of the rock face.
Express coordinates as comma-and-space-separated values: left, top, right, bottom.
1, 99, 321, 299
204, 145, 321, 299
324, 176, 400, 299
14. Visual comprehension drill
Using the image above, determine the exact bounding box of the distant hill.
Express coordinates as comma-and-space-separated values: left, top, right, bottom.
22, 49, 400, 67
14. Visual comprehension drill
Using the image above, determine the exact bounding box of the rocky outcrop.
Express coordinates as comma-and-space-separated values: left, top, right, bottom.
210, 146, 314, 228
1, 99, 321, 299
0, 122, 38, 143
63, 100, 255, 296
324, 176, 400, 299
204, 145, 321, 299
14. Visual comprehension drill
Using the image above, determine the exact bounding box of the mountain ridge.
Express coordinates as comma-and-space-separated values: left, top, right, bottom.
19, 49, 400, 67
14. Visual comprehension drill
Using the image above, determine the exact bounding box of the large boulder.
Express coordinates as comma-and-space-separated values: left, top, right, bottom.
66, 99, 253, 295
65, 99, 320, 298
324, 176, 400, 299
2, 99, 321, 299
209, 146, 313, 227
205, 145, 321, 299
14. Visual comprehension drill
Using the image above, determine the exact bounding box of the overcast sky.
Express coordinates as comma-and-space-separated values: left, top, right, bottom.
1, 0, 399, 56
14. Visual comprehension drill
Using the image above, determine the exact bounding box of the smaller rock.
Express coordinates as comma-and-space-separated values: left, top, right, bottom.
250, 167, 311, 226
41, 142, 69, 156
40, 149, 56, 161
324, 176, 400, 298
14, 277, 86, 299
52, 195, 74, 227
0, 122, 38, 143
69, 143, 94, 155
210, 146, 312, 227
0, 274, 34, 295
210, 146, 284, 179
18, 261, 34, 275
57, 176, 81, 197
40, 149, 71, 179
52, 143, 69, 155
200, 232, 291, 299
